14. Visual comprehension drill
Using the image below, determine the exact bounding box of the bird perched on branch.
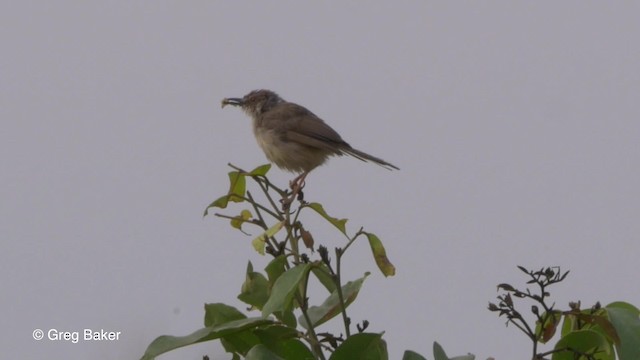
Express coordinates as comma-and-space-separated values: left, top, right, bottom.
221, 89, 398, 204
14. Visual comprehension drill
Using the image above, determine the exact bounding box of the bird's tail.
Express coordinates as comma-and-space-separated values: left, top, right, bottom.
343, 147, 399, 170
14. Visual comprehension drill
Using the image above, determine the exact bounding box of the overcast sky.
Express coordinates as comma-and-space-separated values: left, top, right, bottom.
2, 2, 639, 359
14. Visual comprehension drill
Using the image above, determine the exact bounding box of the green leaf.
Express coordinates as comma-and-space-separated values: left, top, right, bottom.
364, 232, 396, 277
330, 333, 388, 360
273, 308, 297, 328
228, 170, 246, 202
433, 342, 448, 360
203, 304, 261, 355
433, 342, 475, 360
299, 273, 369, 329
204, 303, 247, 327
560, 304, 620, 348
607, 301, 640, 314
247, 163, 272, 176
252, 221, 284, 255
204, 195, 231, 215
253, 326, 315, 360
402, 350, 427, 360
220, 330, 261, 356
265, 256, 288, 286
305, 202, 347, 234
202, 170, 249, 215
552, 330, 612, 360
262, 264, 312, 317
264, 257, 298, 328
238, 262, 270, 310
311, 264, 337, 293
139, 317, 273, 360
560, 310, 574, 337
254, 325, 299, 341
245, 344, 285, 360
606, 302, 640, 360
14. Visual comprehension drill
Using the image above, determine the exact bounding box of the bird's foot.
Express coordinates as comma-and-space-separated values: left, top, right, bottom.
281, 178, 306, 210
289, 172, 308, 190
280, 172, 309, 210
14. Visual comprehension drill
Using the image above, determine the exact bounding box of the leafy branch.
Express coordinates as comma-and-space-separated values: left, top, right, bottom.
141, 164, 396, 360
489, 266, 640, 360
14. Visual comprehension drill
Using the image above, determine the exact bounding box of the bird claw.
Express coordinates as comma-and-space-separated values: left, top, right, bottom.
281, 176, 307, 210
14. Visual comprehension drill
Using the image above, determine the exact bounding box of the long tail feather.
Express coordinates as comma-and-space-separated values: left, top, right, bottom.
343, 147, 399, 170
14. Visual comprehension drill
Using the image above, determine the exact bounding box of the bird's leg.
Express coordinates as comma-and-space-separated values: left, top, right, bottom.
292, 173, 307, 202
282, 172, 308, 208
289, 172, 307, 189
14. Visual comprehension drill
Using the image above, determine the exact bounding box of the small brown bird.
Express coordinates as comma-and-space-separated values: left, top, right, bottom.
221, 89, 398, 200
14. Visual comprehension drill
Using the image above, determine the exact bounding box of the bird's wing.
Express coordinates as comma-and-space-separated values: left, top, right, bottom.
262, 102, 400, 170
264, 103, 350, 153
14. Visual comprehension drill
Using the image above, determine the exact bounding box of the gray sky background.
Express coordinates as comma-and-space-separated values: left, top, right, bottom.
2, 2, 639, 359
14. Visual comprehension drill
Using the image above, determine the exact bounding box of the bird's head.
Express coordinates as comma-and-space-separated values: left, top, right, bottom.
222, 89, 283, 117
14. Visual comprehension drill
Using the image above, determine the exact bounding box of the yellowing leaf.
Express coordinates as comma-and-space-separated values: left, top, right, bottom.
305, 203, 347, 234
230, 209, 252, 230
252, 236, 266, 255
251, 221, 284, 255
364, 232, 396, 277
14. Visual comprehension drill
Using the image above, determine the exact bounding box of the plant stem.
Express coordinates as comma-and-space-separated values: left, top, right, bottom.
335, 247, 351, 338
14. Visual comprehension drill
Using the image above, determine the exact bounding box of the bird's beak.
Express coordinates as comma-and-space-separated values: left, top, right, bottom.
221, 97, 243, 108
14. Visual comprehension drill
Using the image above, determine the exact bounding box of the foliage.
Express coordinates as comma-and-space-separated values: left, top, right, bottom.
139, 164, 639, 359
140, 163, 417, 359
489, 266, 640, 360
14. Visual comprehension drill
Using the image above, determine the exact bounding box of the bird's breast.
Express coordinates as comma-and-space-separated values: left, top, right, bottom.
253, 126, 328, 173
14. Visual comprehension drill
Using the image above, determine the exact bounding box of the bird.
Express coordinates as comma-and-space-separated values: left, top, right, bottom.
221, 89, 398, 202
